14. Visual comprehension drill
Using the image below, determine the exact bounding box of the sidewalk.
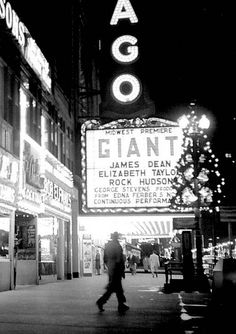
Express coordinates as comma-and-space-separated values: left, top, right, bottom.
0, 273, 212, 333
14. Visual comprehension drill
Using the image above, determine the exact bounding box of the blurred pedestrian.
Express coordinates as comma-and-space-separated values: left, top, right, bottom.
143, 256, 149, 273
95, 250, 101, 275
149, 251, 160, 278
96, 232, 129, 314
13, 246, 18, 289
128, 254, 137, 275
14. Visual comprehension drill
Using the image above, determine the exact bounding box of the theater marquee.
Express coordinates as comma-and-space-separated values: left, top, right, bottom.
81, 118, 183, 213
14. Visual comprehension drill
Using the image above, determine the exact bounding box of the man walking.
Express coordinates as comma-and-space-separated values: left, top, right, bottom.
96, 232, 129, 314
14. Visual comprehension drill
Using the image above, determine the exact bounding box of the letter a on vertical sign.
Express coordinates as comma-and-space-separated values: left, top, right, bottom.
110, 0, 138, 25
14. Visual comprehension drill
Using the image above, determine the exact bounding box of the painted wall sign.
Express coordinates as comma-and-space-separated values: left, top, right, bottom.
81, 118, 183, 213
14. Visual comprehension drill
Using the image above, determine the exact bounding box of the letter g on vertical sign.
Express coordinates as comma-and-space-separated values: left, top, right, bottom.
111, 35, 138, 64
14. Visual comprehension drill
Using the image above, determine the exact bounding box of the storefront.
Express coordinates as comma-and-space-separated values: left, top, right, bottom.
0, 148, 19, 291
15, 128, 45, 286
42, 154, 73, 282
15, 210, 38, 285
1, 0, 75, 289
38, 216, 58, 282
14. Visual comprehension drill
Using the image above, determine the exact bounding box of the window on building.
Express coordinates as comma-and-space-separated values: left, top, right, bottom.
42, 112, 74, 171
4, 68, 14, 125
42, 113, 58, 158
59, 131, 66, 164
0, 63, 19, 154
26, 95, 41, 145
0, 62, 4, 119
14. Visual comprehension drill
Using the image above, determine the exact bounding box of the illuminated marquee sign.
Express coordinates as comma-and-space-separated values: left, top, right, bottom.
44, 178, 72, 213
0, 1, 51, 91
23, 186, 42, 205
0, 148, 18, 184
24, 141, 44, 189
24, 36, 51, 91
110, 0, 141, 104
81, 118, 183, 213
0, 184, 15, 203
0, 0, 25, 46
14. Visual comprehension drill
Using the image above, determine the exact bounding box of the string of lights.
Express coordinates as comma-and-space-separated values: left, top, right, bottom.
170, 106, 225, 212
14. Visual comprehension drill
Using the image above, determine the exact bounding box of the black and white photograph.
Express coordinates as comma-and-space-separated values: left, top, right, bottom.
0, 1, 235, 333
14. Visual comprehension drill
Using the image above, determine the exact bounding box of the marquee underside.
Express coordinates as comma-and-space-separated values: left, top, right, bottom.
79, 214, 194, 240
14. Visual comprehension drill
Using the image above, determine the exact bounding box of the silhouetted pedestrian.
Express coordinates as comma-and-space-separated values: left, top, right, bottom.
96, 232, 129, 314
143, 256, 149, 273
13, 246, 18, 289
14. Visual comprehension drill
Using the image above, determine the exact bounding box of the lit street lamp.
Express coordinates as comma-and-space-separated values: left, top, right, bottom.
178, 106, 210, 282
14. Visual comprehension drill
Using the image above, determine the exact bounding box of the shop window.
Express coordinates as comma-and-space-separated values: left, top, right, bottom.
15, 216, 36, 260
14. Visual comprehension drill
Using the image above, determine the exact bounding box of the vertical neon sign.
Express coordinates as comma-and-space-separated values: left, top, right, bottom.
110, 0, 141, 104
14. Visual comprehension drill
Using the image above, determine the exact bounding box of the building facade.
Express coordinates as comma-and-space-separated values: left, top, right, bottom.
0, 1, 76, 290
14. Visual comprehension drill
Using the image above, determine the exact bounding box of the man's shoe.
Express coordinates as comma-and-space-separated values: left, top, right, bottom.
118, 303, 129, 314
96, 301, 105, 312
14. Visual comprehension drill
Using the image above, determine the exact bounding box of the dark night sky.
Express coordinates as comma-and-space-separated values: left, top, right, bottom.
9, 1, 236, 155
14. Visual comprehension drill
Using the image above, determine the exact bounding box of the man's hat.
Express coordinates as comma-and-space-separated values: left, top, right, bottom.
111, 231, 120, 240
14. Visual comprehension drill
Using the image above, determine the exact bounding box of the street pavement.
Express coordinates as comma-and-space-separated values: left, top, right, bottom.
0, 272, 214, 333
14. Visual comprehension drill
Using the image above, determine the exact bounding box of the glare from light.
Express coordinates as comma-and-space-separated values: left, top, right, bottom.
199, 114, 210, 129
178, 115, 189, 128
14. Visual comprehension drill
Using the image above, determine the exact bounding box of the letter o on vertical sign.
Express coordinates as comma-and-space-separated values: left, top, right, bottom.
111, 74, 141, 104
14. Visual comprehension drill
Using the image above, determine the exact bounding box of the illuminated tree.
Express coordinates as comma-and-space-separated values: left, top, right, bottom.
170, 109, 224, 213
170, 107, 225, 285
